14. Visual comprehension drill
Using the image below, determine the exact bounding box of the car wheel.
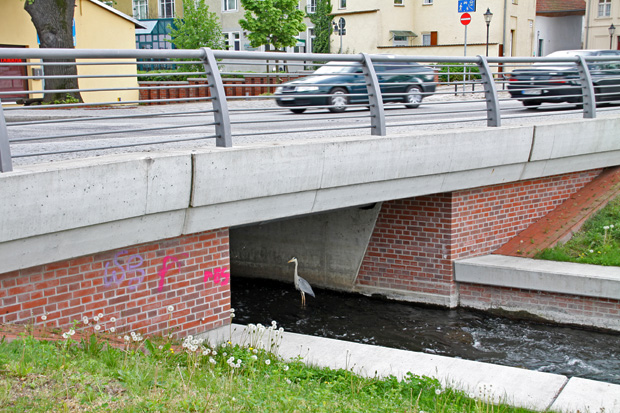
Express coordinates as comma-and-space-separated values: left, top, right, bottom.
290, 108, 306, 114
404, 85, 423, 108
328, 88, 348, 113
522, 100, 541, 108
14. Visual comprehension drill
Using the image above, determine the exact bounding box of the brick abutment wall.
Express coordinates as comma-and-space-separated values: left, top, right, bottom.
357, 170, 604, 309
0, 228, 231, 338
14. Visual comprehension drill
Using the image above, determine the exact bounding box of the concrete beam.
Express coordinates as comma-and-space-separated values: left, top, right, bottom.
0, 152, 191, 244
455, 255, 620, 300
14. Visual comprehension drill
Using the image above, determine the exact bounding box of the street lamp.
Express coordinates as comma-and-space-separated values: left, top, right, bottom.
484, 8, 493, 57
609, 23, 616, 49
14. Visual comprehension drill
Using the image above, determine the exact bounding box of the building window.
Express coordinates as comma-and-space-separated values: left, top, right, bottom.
308, 28, 315, 52
307, 0, 316, 13
224, 32, 241, 51
159, 0, 174, 18
598, 0, 611, 17
133, 0, 148, 19
393, 35, 408, 46
422, 31, 437, 46
223, 0, 237, 12
339, 0, 346, 9
423, 0, 433, 4
394, 0, 404, 5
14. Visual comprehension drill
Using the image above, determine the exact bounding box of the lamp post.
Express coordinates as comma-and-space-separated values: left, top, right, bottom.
609, 23, 616, 49
484, 8, 493, 57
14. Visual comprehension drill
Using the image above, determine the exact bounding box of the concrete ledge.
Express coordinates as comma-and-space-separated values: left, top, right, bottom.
454, 255, 620, 301
204, 324, 619, 412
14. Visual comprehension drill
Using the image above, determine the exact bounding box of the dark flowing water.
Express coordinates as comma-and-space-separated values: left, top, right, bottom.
231, 276, 620, 385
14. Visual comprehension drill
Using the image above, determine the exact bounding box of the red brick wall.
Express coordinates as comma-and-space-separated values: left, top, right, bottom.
356, 195, 456, 297
357, 170, 601, 298
0, 228, 231, 338
458, 284, 620, 331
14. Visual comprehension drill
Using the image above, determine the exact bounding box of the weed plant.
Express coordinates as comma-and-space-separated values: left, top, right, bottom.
0, 315, 539, 412
535, 196, 620, 266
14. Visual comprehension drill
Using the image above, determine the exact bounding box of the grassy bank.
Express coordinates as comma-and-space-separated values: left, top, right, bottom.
0, 321, 538, 412
535, 195, 620, 266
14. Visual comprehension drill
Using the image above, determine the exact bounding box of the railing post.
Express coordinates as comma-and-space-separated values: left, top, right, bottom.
576, 55, 596, 119
360, 53, 386, 136
200, 47, 232, 147
0, 99, 13, 173
476, 55, 501, 127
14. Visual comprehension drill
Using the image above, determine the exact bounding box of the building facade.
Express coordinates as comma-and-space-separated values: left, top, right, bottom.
0, 0, 144, 103
535, 0, 586, 56
331, 0, 537, 57
584, 0, 620, 49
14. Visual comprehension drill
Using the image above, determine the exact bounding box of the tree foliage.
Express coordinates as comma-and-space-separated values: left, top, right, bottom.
168, 0, 224, 50
23, 0, 83, 103
239, 0, 306, 50
308, 0, 332, 54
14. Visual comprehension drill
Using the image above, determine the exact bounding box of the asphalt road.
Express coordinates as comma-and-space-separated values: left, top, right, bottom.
5, 92, 620, 167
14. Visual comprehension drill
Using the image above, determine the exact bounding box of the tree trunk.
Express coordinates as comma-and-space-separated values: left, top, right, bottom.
24, 0, 83, 103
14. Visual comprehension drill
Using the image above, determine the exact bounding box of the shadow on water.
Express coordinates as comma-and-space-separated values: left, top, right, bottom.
231, 276, 620, 385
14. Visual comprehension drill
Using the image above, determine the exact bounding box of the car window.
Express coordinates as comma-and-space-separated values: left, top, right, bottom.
314, 64, 360, 75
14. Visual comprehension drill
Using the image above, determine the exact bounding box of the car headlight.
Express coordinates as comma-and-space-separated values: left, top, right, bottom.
295, 86, 320, 92
275, 86, 283, 93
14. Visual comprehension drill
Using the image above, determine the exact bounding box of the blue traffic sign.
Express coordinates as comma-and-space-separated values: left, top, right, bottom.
458, 0, 476, 13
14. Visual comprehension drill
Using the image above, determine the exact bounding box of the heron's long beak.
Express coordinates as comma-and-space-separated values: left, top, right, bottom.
287, 258, 294, 263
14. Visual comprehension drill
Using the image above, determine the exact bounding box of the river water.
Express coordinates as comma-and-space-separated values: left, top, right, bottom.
231, 276, 620, 385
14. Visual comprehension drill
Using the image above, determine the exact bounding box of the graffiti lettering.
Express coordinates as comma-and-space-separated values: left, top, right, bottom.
158, 254, 189, 292
204, 267, 230, 286
103, 250, 145, 289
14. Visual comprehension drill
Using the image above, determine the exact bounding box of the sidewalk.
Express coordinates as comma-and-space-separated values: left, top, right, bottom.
205, 323, 620, 413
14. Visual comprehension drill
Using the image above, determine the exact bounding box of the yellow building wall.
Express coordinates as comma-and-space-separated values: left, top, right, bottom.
0, 0, 139, 103
331, 0, 536, 58
115, 0, 185, 19
584, 0, 620, 49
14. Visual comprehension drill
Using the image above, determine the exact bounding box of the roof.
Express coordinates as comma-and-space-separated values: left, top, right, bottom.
88, 0, 147, 29
537, 0, 586, 15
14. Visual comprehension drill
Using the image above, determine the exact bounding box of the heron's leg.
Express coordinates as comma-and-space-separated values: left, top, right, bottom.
301, 291, 305, 307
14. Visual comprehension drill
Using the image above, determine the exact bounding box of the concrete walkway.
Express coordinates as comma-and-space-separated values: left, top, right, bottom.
205, 323, 620, 413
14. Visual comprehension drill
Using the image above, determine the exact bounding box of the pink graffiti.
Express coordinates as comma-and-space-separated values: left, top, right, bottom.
204, 267, 230, 286
158, 254, 189, 292
103, 250, 145, 289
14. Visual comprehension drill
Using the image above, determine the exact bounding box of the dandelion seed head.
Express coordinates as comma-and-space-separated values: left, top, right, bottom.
167, 305, 174, 313
110, 317, 116, 322
110, 327, 116, 333
251, 355, 257, 360
62, 332, 69, 339
265, 359, 271, 365
98, 313, 103, 318
124, 335, 130, 342
41, 315, 47, 321
286, 378, 292, 384
209, 357, 216, 364
93, 316, 99, 322
68, 329, 75, 336
82, 316, 89, 324
94, 325, 101, 331
283, 365, 289, 371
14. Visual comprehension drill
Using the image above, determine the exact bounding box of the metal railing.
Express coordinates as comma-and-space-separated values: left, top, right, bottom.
2, 47, 620, 172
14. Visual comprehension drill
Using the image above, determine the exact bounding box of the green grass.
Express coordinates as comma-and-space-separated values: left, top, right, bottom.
535, 196, 620, 266
0, 325, 540, 412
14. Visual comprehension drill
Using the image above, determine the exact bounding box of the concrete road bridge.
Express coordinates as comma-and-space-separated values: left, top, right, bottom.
1, 48, 620, 337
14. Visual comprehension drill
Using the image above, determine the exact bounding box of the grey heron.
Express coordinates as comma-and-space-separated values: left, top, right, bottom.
287, 257, 315, 306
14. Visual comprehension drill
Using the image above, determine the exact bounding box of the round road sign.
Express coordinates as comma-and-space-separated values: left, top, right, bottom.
460, 13, 471, 25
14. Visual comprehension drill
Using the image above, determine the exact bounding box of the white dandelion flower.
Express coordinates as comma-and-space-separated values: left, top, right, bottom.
283, 365, 289, 371
435, 389, 442, 395
94, 325, 101, 331
98, 313, 103, 318
167, 305, 174, 313
211, 350, 217, 356
68, 329, 75, 336
110, 327, 116, 333
209, 357, 216, 364
110, 317, 117, 322
265, 359, 271, 365
124, 335, 130, 342
82, 316, 89, 324
62, 332, 69, 339
251, 355, 258, 360
41, 315, 47, 321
